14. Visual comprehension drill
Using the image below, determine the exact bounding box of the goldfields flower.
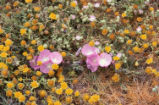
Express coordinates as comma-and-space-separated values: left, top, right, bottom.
31, 81, 39, 88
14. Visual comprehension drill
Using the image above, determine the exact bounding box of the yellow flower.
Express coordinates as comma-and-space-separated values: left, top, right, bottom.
126, 40, 132, 45
74, 91, 80, 97
113, 56, 120, 61
31, 81, 39, 88
29, 96, 37, 101
18, 83, 24, 90
70, 1, 77, 7
61, 52, 66, 57
58, 4, 63, 9
0, 28, 4, 34
58, 75, 65, 82
65, 96, 72, 103
149, 7, 154, 11
20, 29, 27, 36
49, 13, 57, 20
83, 93, 89, 101
122, 13, 126, 17
5, 39, 13, 46
25, 90, 31, 96
149, 25, 153, 30
13, 1, 19, 7
146, 58, 153, 64
14, 91, 22, 98
47, 79, 55, 87
0, 52, 8, 58
124, 29, 129, 34
39, 24, 45, 31
36, 71, 42, 76
54, 101, 62, 105
3, 46, 10, 52
6, 90, 12, 97
152, 41, 157, 47
24, 22, 31, 27
55, 88, 63, 95
60, 82, 68, 90
31, 40, 37, 45
0, 45, 4, 51
34, 6, 41, 12
115, 62, 122, 70
21, 40, 27, 46
18, 95, 26, 102
37, 61, 42, 66
25, 0, 33, 3
39, 90, 47, 98
65, 88, 73, 95
140, 34, 147, 40
23, 52, 28, 56
133, 46, 140, 53
38, 45, 44, 52
145, 66, 152, 74
52, 64, 59, 70
105, 46, 111, 53
48, 70, 55, 77
102, 29, 108, 35
112, 73, 120, 82
142, 43, 149, 49
89, 40, 95, 47
88, 94, 100, 104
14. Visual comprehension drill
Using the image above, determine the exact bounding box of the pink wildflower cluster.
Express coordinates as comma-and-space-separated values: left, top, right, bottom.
29, 50, 63, 73
81, 44, 112, 72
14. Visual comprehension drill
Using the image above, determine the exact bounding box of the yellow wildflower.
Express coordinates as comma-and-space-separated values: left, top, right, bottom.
146, 58, 153, 64
105, 46, 111, 53
89, 40, 95, 47
115, 62, 122, 70
25, 0, 33, 3
31, 81, 39, 88
49, 13, 57, 20
52, 64, 59, 70
38, 45, 44, 52
60, 82, 68, 90
7, 82, 14, 88
70, 1, 76, 7
112, 73, 120, 82
20, 29, 27, 36
55, 88, 63, 95
140, 34, 147, 40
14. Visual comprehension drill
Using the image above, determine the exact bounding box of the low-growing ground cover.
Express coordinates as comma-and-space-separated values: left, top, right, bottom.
0, 0, 159, 105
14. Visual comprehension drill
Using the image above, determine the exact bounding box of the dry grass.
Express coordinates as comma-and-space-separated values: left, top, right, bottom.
72, 70, 159, 105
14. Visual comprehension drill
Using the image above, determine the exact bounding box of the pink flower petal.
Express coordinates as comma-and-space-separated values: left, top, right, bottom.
86, 54, 99, 67
49, 52, 63, 64
98, 53, 112, 67
29, 56, 40, 70
81, 44, 98, 57
87, 64, 98, 72
37, 49, 51, 64
40, 61, 52, 73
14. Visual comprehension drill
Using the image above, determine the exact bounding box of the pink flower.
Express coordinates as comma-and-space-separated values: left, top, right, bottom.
86, 54, 99, 66
37, 49, 51, 64
49, 52, 63, 64
98, 53, 112, 67
71, 15, 76, 20
89, 15, 96, 21
86, 54, 99, 72
87, 64, 98, 72
81, 44, 98, 57
94, 3, 100, 8
29, 56, 40, 70
40, 61, 52, 73
75, 47, 81, 56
